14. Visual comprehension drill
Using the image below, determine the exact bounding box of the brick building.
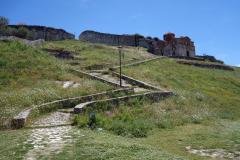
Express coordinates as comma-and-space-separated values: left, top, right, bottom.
152, 32, 195, 57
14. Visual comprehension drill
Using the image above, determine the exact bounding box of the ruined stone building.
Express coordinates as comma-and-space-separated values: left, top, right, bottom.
79, 30, 196, 57
151, 32, 195, 57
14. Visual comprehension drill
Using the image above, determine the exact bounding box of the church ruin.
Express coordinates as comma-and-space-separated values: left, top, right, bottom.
151, 32, 195, 57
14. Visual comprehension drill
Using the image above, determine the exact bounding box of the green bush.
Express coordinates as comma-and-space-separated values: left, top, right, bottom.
88, 114, 102, 129
130, 120, 153, 138
0, 26, 34, 40
72, 114, 81, 125
135, 33, 145, 39
146, 36, 152, 40
11, 27, 18, 37
17, 27, 29, 39
110, 120, 128, 136
0, 26, 12, 36
127, 98, 142, 108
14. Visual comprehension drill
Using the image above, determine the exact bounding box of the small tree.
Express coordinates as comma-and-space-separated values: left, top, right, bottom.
17, 22, 27, 26
135, 33, 145, 39
0, 16, 9, 36
17, 27, 29, 39
146, 36, 152, 40
153, 37, 160, 41
0, 16, 9, 26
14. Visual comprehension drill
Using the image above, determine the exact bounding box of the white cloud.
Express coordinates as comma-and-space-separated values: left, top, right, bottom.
236, 64, 240, 67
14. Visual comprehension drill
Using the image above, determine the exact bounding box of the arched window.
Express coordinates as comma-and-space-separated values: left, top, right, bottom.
187, 51, 190, 57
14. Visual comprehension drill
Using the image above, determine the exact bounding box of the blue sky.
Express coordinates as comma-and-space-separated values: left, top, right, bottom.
1, 0, 240, 66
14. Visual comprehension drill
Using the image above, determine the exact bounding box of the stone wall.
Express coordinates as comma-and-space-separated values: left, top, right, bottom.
10, 88, 134, 129
111, 71, 163, 91
177, 61, 234, 71
8, 25, 75, 41
139, 38, 153, 51
69, 69, 129, 88
79, 30, 155, 50
169, 56, 205, 61
79, 30, 138, 46
74, 91, 173, 114
0, 36, 45, 45
196, 55, 224, 64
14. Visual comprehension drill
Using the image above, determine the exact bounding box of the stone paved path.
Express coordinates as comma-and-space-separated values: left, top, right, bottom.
24, 126, 82, 160
24, 110, 81, 159
30, 110, 73, 127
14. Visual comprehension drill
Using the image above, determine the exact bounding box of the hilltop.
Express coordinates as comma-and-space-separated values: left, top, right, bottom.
0, 39, 240, 159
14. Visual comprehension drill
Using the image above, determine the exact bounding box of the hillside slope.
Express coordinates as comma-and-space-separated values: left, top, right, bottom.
0, 39, 240, 159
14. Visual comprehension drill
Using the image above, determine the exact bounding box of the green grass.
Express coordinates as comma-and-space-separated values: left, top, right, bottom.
118, 58, 240, 121
0, 40, 118, 125
0, 129, 31, 160
1, 119, 240, 159
48, 127, 188, 160
42, 39, 157, 68
1, 39, 240, 159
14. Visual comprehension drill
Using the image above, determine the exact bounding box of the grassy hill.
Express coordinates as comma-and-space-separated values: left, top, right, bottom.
0, 39, 240, 159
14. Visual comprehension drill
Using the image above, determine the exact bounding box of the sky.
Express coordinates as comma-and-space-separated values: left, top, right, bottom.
1, 0, 240, 66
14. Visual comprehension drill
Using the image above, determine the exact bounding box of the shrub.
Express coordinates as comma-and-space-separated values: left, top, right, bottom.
130, 120, 153, 138
0, 27, 12, 36
11, 28, 18, 37
72, 114, 81, 125
153, 37, 160, 41
88, 114, 102, 129
135, 33, 145, 38
110, 120, 128, 136
146, 36, 152, 40
127, 98, 142, 108
17, 27, 29, 39
78, 119, 88, 128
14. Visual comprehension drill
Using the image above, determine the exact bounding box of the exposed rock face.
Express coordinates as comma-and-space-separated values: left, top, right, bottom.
8, 25, 75, 41
0, 36, 45, 45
